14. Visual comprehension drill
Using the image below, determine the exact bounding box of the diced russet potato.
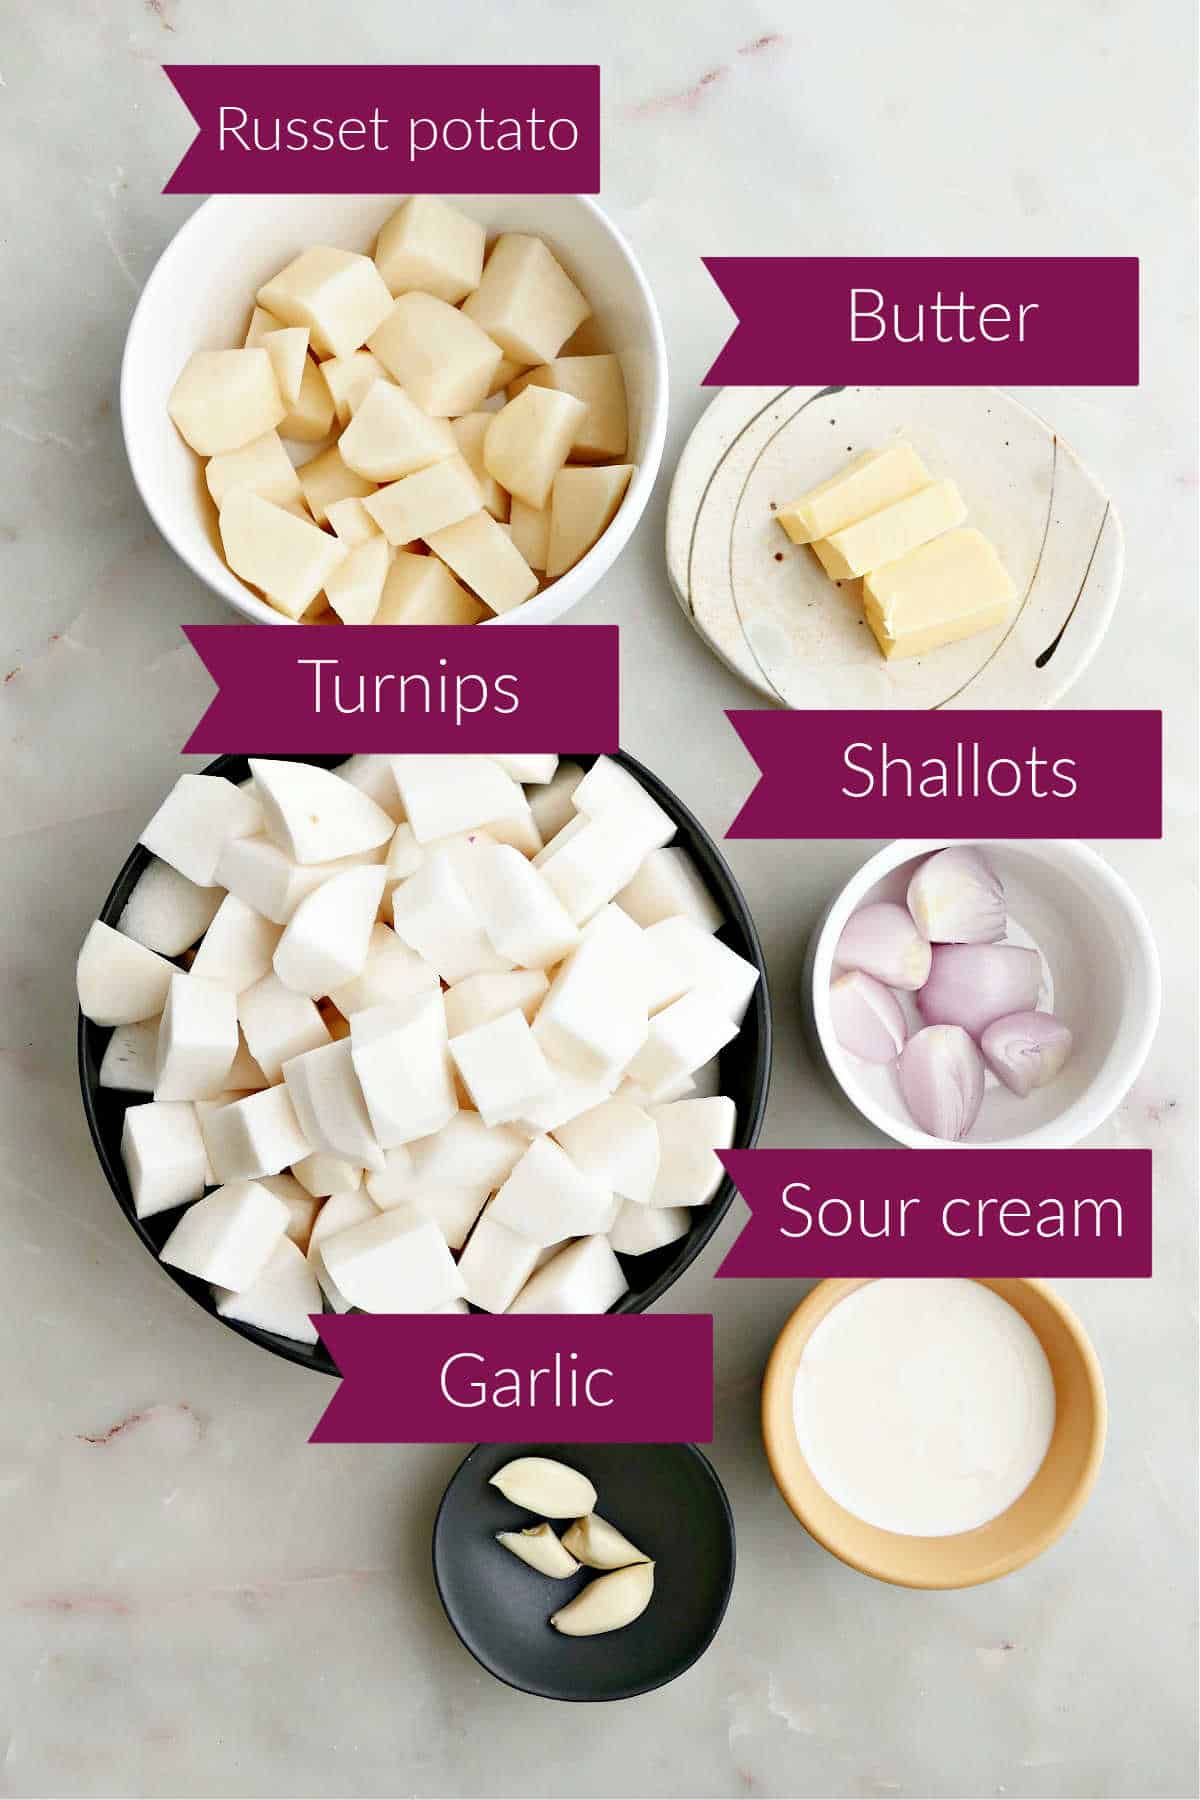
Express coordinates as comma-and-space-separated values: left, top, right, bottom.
260, 326, 309, 407
319, 349, 392, 425
484, 385, 587, 510
368, 291, 503, 416
244, 304, 285, 348
337, 379, 457, 482
297, 445, 376, 525
507, 498, 550, 571
168, 349, 285, 456
363, 453, 481, 544
450, 412, 510, 521
325, 495, 382, 546
509, 355, 628, 462
257, 246, 395, 359
219, 489, 348, 619
324, 533, 391, 625
205, 431, 302, 511
375, 550, 488, 625
278, 356, 335, 443
425, 511, 539, 615
462, 233, 591, 366
374, 195, 486, 304
546, 464, 634, 578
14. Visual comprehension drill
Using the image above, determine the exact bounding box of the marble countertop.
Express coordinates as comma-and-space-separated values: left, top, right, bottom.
1, 2, 1196, 1795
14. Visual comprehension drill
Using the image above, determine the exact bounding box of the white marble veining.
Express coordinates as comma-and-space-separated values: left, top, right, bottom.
1, 2, 1196, 1795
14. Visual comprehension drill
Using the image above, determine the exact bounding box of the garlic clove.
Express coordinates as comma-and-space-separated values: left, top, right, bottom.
550, 1561, 655, 1636
830, 970, 908, 1063
981, 1010, 1073, 1097
916, 943, 1042, 1040
897, 1025, 985, 1140
835, 901, 932, 991
489, 1456, 598, 1519
561, 1512, 650, 1570
495, 1522, 580, 1578
906, 847, 1006, 944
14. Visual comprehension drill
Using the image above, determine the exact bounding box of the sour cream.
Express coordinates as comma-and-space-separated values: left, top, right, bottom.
792, 1279, 1056, 1537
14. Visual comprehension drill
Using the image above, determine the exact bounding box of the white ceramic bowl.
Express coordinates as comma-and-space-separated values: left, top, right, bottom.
121, 194, 668, 626
806, 840, 1160, 1148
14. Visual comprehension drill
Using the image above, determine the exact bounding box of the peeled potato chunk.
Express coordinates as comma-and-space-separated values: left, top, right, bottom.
168, 349, 284, 456
511, 355, 628, 462
368, 292, 502, 417
257, 246, 395, 360
363, 453, 481, 545
451, 412, 510, 521
297, 446, 376, 526
426, 511, 538, 615
324, 534, 391, 626
338, 380, 457, 482
278, 357, 335, 443
205, 431, 302, 510
375, 549, 488, 625
507, 498, 550, 571
219, 489, 348, 619
325, 495, 382, 546
462, 233, 591, 366
260, 327, 309, 408
320, 350, 392, 425
546, 464, 634, 579
374, 195, 486, 304
484, 385, 587, 511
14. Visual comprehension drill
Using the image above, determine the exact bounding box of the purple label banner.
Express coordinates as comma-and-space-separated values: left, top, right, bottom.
726, 709, 1162, 839
703, 257, 1139, 385
163, 64, 600, 194
182, 625, 618, 753
716, 1149, 1151, 1278
310, 1315, 714, 1444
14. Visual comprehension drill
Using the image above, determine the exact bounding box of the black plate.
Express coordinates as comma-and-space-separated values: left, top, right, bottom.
432, 1441, 735, 1701
78, 751, 773, 1374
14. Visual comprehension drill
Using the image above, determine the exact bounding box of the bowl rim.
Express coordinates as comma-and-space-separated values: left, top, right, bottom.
761, 1275, 1108, 1590
809, 837, 1162, 1150
77, 750, 772, 1375
119, 191, 670, 629
431, 1439, 736, 1701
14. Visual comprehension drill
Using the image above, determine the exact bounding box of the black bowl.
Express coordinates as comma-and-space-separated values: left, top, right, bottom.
78, 752, 772, 1374
433, 1441, 735, 1700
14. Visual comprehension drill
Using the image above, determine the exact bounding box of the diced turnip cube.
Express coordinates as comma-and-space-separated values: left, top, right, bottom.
214, 1235, 322, 1344
623, 992, 737, 1097
296, 445, 376, 525
514, 1061, 616, 1135
319, 349, 393, 425
258, 246, 394, 359
282, 1038, 383, 1171
324, 534, 391, 626
205, 430, 303, 511
121, 1100, 208, 1218
374, 549, 488, 625
532, 906, 649, 1079
424, 511, 538, 615
338, 379, 458, 481
647, 1096, 737, 1207
99, 1017, 160, 1092
483, 385, 587, 512
350, 992, 458, 1148
141, 773, 263, 888
466, 843, 579, 971
642, 917, 760, 1023
214, 835, 323, 925
367, 291, 502, 415
320, 1204, 465, 1312
389, 757, 518, 850
572, 756, 675, 848
292, 1152, 362, 1198
618, 1070, 696, 1108
219, 491, 347, 620
237, 973, 331, 1083
507, 498, 550, 572
546, 464, 634, 579
326, 923, 439, 1017
168, 349, 285, 455
261, 1172, 321, 1250
273, 865, 386, 998
190, 894, 282, 993
443, 968, 549, 1038
536, 812, 644, 925
118, 860, 223, 959
616, 846, 724, 935
528, 761, 584, 841
462, 234, 590, 366
307, 1188, 379, 1310
475, 797, 543, 858
365, 1145, 487, 1246
554, 1098, 659, 1205
457, 1207, 540, 1313
489, 1135, 616, 1244
373, 196, 486, 303
249, 759, 394, 866
77, 921, 175, 1026
334, 755, 404, 821
609, 1201, 690, 1257
508, 1235, 627, 1315
225, 1031, 269, 1092
408, 1111, 527, 1192
510, 355, 628, 462
391, 847, 513, 984
494, 755, 558, 785
363, 453, 481, 544
154, 972, 240, 1103
199, 1084, 311, 1184
160, 1179, 289, 1291
449, 1007, 554, 1128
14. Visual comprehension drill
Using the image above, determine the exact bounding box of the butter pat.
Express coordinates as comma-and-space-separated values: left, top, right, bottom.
811, 478, 967, 580
863, 528, 1015, 660
776, 445, 929, 546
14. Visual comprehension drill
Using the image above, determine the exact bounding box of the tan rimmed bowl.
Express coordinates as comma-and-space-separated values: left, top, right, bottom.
761, 1277, 1106, 1590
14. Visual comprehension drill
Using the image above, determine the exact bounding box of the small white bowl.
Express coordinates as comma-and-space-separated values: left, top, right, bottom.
120, 194, 668, 627
805, 840, 1161, 1149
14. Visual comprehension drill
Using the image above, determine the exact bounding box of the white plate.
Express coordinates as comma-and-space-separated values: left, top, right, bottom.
665, 386, 1122, 709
